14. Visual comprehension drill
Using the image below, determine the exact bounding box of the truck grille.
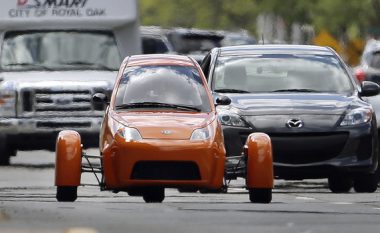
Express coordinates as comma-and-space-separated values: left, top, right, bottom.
21, 88, 108, 116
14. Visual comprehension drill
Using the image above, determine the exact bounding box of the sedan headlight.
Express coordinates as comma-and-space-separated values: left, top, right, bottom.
340, 107, 373, 126
218, 111, 249, 127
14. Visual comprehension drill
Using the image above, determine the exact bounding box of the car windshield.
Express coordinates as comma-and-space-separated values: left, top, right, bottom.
0, 30, 122, 71
115, 65, 211, 112
212, 54, 354, 95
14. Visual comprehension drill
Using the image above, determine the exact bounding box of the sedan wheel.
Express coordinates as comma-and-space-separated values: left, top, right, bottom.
353, 170, 378, 193
328, 175, 353, 193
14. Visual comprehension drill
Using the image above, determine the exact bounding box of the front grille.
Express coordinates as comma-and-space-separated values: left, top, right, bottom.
36, 121, 92, 129
131, 161, 201, 180
270, 132, 349, 164
20, 88, 108, 114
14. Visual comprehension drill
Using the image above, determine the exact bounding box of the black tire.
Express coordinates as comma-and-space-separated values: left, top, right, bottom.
0, 137, 13, 166
142, 187, 165, 203
249, 188, 272, 203
0, 152, 11, 166
328, 175, 353, 193
354, 171, 378, 193
177, 187, 198, 193
56, 186, 77, 202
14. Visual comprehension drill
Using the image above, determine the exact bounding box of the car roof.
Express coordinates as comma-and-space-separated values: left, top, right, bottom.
218, 45, 334, 56
127, 54, 196, 67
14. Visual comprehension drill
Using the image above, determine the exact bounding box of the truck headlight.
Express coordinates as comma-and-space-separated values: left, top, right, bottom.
340, 107, 372, 126
0, 83, 16, 117
218, 110, 249, 127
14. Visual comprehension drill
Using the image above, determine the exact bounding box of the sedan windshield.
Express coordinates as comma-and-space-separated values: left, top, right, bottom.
212, 54, 354, 95
115, 65, 211, 112
0, 30, 122, 71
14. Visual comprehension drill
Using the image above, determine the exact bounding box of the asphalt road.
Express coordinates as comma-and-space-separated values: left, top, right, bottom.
1, 150, 380, 233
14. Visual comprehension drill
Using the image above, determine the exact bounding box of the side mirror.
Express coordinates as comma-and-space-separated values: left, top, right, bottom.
92, 93, 108, 103
361, 81, 380, 97
215, 96, 231, 106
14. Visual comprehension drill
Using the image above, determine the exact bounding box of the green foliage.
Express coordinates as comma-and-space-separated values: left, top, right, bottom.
139, 0, 379, 39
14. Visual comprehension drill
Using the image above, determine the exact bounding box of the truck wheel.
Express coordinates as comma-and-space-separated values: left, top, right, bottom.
249, 188, 272, 203
0, 136, 14, 166
0, 149, 11, 166
353, 170, 378, 193
56, 186, 77, 202
328, 175, 353, 193
142, 187, 165, 203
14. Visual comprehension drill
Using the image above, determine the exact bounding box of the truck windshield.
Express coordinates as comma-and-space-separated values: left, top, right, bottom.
0, 30, 122, 71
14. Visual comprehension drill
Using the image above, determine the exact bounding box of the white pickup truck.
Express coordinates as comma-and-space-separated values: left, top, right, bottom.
0, 0, 141, 165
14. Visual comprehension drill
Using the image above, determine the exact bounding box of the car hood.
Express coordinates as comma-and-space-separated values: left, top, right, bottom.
0, 70, 117, 90
116, 112, 214, 140
217, 93, 367, 132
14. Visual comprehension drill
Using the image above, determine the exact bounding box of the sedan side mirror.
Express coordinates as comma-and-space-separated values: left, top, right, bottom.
93, 93, 108, 103
361, 81, 380, 97
215, 96, 231, 106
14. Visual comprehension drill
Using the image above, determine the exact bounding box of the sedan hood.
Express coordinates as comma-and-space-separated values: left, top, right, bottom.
223, 93, 355, 115
218, 93, 366, 132
116, 112, 213, 140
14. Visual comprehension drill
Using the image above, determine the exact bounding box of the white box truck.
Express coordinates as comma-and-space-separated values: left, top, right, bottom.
0, 0, 141, 165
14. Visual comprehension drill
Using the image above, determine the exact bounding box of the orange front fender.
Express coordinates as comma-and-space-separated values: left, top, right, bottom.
245, 133, 274, 189
55, 130, 82, 187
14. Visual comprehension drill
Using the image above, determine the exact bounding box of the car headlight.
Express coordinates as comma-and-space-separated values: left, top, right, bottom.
0, 82, 16, 117
218, 111, 249, 127
110, 117, 142, 142
340, 107, 373, 126
117, 127, 142, 142
190, 124, 213, 141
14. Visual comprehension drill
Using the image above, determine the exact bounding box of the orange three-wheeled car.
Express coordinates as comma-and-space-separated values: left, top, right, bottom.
55, 54, 273, 203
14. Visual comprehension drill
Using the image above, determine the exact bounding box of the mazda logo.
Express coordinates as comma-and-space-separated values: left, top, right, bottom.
286, 118, 304, 128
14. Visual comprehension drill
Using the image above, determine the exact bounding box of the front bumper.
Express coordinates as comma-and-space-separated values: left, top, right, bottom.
0, 117, 103, 150
222, 122, 378, 179
102, 136, 225, 190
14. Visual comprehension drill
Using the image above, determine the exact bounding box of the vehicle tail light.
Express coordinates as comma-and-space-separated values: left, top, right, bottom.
355, 69, 366, 83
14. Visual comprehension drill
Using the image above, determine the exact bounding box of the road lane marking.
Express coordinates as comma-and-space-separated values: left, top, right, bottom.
64, 228, 99, 233
295, 196, 316, 201
331, 202, 353, 205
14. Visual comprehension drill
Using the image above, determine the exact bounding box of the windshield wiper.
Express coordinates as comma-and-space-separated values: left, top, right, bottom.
272, 89, 321, 93
115, 102, 202, 112
4, 62, 53, 70
214, 88, 250, 93
62, 61, 116, 71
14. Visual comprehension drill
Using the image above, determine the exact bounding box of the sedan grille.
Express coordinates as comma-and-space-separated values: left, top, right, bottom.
270, 132, 349, 164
